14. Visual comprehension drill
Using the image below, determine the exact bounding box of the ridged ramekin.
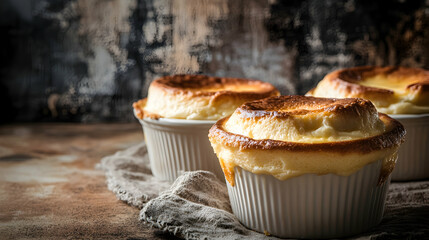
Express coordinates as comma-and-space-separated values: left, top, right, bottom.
226, 159, 391, 239
390, 113, 429, 181
135, 115, 223, 182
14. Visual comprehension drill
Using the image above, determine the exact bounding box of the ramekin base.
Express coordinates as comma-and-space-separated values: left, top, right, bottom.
138, 117, 223, 182
227, 159, 390, 239
390, 114, 429, 181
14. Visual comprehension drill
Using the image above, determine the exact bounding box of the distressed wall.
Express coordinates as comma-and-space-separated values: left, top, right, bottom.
1, 0, 428, 123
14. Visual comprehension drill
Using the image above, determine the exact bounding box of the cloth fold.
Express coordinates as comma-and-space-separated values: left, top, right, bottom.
97, 142, 170, 208
140, 171, 268, 240
99, 143, 429, 239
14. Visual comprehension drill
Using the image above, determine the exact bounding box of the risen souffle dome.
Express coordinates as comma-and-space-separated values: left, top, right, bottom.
209, 96, 405, 185
307, 66, 429, 114
133, 75, 279, 120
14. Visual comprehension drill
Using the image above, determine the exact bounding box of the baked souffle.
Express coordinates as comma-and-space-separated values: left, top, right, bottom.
307, 66, 429, 114
209, 96, 406, 186
133, 75, 279, 120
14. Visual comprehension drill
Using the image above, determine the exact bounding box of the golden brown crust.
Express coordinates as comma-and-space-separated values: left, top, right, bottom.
151, 74, 279, 99
133, 74, 280, 120
209, 96, 406, 186
132, 99, 162, 119
325, 66, 429, 98
307, 66, 429, 114
209, 113, 405, 154
236, 95, 377, 118
132, 99, 145, 119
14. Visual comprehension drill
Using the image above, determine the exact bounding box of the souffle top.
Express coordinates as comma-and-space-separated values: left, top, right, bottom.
307, 66, 429, 114
133, 74, 279, 120
209, 96, 406, 186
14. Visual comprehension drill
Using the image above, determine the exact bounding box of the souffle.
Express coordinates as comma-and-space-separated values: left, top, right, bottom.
133, 74, 279, 120
133, 74, 279, 182
307, 66, 429, 114
307, 66, 429, 181
209, 95, 405, 185
209, 95, 405, 238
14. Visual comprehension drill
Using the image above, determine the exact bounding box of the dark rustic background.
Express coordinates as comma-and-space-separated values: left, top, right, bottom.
1, 0, 428, 123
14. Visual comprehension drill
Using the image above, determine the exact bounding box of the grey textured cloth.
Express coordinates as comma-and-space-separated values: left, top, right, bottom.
99, 143, 429, 239
140, 171, 269, 240
97, 142, 170, 208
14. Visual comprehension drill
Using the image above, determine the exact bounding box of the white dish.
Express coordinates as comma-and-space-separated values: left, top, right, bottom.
135, 111, 222, 182
389, 113, 429, 181
226, 159, 390, 239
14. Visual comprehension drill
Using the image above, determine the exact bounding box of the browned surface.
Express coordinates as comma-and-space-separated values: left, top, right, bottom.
0, 123, 179, 240
237, 95, 377, 117
320, 66, 429, 99
133, 99, 162, 120
152, 74, 278, 94
133, 74, 280, 120
337, 66, 429, 85
149, 74, 280, 101
209, 112, 405, 153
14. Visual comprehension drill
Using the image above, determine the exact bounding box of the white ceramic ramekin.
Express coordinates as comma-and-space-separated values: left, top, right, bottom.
226, 159, 391, 239
389, 113, 429, 181
135, 115, 223, 182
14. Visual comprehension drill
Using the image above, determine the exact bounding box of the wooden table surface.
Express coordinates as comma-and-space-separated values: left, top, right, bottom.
0, 123, 178, 239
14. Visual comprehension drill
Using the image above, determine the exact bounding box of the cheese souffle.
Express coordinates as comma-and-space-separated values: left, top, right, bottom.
307, 66, 429, 114
133, 74, 279, 182
307, 66, 429, 181
209, 96, 405, 238
133, 74, 279, 120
